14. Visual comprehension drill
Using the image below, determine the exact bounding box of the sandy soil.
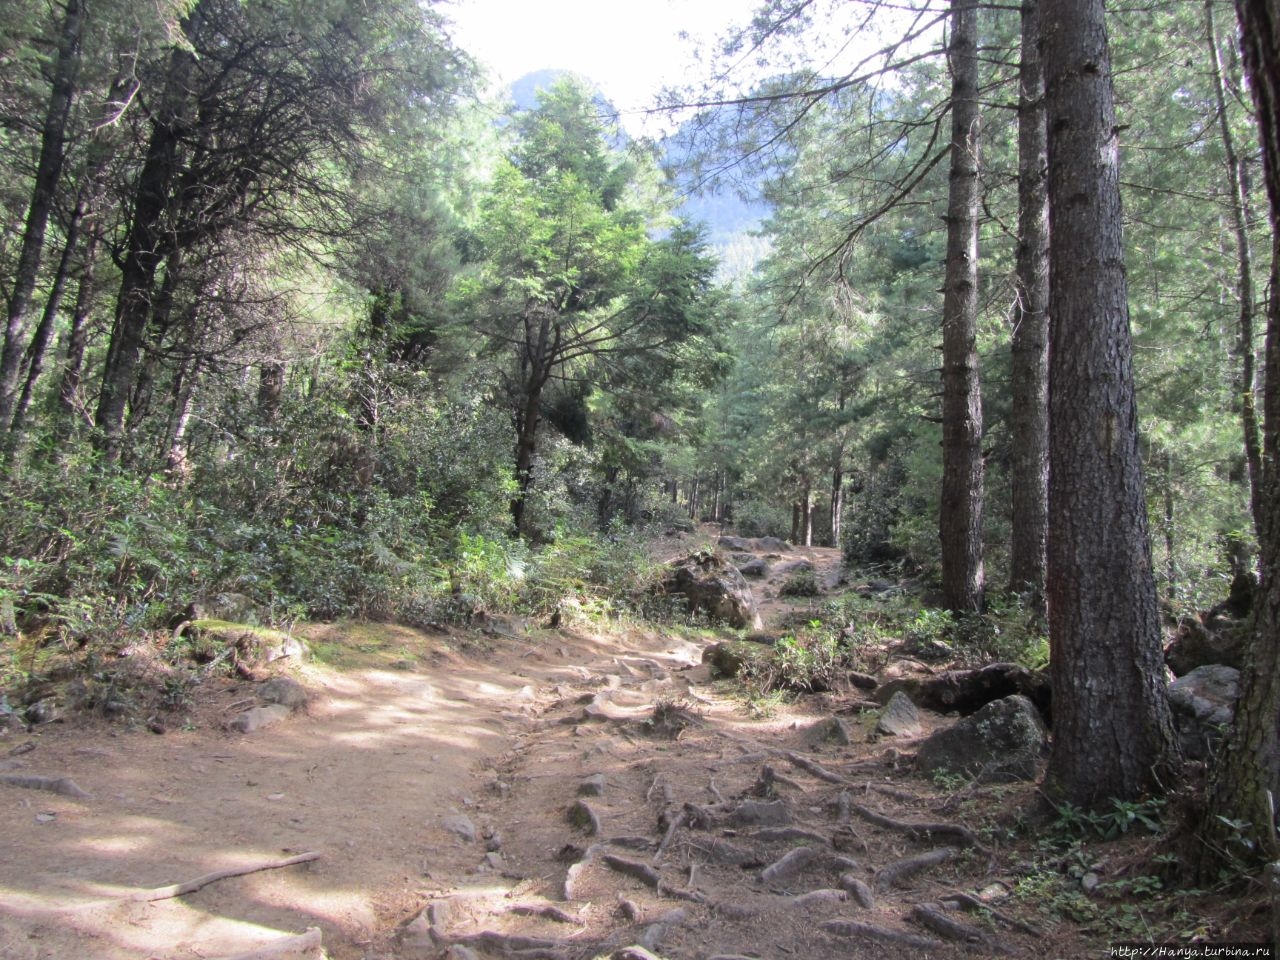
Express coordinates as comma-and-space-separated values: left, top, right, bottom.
0, 537, 1229, 960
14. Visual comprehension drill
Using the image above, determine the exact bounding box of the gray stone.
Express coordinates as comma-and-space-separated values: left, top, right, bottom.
737, 557, 769, 578
1168, 664, 1239, 760
876, 691, 922, 737
442, 814, 478, 843
1165, 617, 1245, 676
259, 676, 308, 709
757, 536, 792, 552
718, 536, 753, 551
916, 694, 1048, 782
229, 703, 292, 734
806, 716, 855, 746
446, 948, 479, 960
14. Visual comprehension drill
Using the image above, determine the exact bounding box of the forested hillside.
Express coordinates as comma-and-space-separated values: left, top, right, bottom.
2, 0, 1280, 956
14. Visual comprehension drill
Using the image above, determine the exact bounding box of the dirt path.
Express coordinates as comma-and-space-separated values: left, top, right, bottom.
0, 545, 1069, 959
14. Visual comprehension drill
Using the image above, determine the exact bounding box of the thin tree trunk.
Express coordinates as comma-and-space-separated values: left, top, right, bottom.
258, 360, 285, 423
1206, 0, 1264, 530
1207, 0, 1280, 866
830, 465, 844, 548
0, 0, 84, 432
801, 481, 814, 548
1008, 0, 1050, 609
1041, 0, 1179, 808
7, 201, 82, 445
939, 0, 985, 612
55, 227, 102, 437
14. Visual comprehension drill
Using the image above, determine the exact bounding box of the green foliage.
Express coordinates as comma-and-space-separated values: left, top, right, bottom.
740, 628, 850, 695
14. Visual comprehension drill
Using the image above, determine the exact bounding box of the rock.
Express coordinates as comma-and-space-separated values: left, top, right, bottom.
806, 716, 855, 746
757, 536, 792, 552
442, 814, 478, 843
876, 691, 922, 737
847, 671, 878, 691
737, 557, 769, 578
729, 799, 792, 826
229, 703, 292, 733
260, 676, 308, 709
661, 551, 763, 630
1164, 617, 1245, 676
578, 773, 607, 796
915, 694, 1048, 782
888, 662, 1051, 721
1167, 664, 1239, 760
718, 536, 753, 551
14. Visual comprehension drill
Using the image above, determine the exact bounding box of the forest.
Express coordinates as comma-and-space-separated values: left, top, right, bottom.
1, 0, 1280, 957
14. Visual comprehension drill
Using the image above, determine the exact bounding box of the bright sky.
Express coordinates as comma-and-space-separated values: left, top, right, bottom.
443, 0, 753, 133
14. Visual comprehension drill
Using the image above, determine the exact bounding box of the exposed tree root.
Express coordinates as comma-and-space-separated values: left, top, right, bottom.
789, 888, 848, 909
613, 946, 663, 960
603, 854, 662, 888
842, 790, 984, 848
759, 845, 819, 885
874, 846, 958, 892
752, 827, 829, 846
837, 873, 875, 908
689, 837, 760, 867
568, 799, 602, 835
783, 751, 850, 785
910, 901, 995, 950
655, 807, 686, 859
511, 902, 581, 924
821, 918, 946, 950
939, 890, 1044, 937
0, 773, 91, 798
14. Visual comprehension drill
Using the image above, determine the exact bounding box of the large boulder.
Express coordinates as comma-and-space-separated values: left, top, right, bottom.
877, 663, 1051, 721
916, 694, 1047, 783
661, 551, 763, 630
1167, 664, 1239, 760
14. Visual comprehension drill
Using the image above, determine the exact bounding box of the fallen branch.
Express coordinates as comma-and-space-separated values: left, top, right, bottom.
77, 852, 320, 908
874, 846, 958, 893
0, 774, 91, 799
939, 890, 1044, 937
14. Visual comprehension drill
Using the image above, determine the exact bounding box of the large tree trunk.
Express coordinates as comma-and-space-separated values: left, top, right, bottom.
1041, 0, 1179, 807
0, 0, 84, 433
1206, 0, 1264, 530
1008, 0, 1050, 610
94, 12, 201, 461
1207, 0, 1280, 864
939, 0, 985, 612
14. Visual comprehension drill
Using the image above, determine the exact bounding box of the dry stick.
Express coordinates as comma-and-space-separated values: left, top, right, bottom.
0, 774, 91, 798
708, 775, 724, 803
874, 846, 958, 893
76, 852, 320, 908
939, 890, 1044, 938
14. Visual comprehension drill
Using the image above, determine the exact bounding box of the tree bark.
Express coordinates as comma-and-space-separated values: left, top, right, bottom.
0, 0, 84, 433
1207, 0, 1280, 864
1008, 0, 1050, 610
939, 0, 985, 612
1041, 0, 1179, 807
830, 465, 844, 548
